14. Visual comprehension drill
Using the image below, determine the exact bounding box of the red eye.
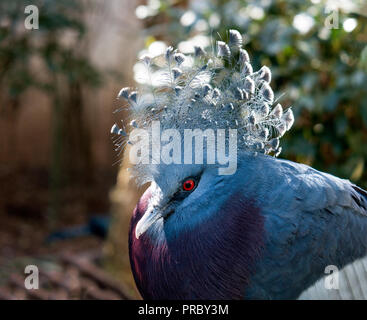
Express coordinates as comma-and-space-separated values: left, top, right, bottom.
182, 179, 196, 191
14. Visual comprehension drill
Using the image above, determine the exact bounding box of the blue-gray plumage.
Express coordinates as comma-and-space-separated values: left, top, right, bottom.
129, 152, 367, 299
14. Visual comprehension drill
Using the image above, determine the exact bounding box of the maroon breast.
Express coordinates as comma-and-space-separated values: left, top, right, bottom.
128, 188, 265, 300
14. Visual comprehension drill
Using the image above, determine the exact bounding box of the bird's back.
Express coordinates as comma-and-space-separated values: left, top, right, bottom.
239, 155, 367, 299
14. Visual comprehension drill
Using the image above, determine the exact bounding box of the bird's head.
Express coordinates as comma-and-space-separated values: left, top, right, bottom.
113, 29, 294, 237
134, 162, 234, 241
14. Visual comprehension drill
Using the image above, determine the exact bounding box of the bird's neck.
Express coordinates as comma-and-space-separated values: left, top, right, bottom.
129, 189, 265, 299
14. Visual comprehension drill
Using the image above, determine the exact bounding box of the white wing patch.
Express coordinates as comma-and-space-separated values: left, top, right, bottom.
299, 255, 367, 300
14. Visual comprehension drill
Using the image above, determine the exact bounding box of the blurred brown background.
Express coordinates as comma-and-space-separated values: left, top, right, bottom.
0, 0, 144, 299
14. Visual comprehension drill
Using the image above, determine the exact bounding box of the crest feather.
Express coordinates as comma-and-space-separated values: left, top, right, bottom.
112, 30, 295, 182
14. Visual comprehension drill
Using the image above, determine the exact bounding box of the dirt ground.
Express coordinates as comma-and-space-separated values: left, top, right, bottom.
0, 165, 115, 284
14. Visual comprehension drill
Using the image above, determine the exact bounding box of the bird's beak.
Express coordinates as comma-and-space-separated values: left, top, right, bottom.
135, 208, 163, 239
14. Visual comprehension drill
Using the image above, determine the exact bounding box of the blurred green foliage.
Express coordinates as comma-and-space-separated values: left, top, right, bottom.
0, 0, 101, 104
137, 0, 367, 188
